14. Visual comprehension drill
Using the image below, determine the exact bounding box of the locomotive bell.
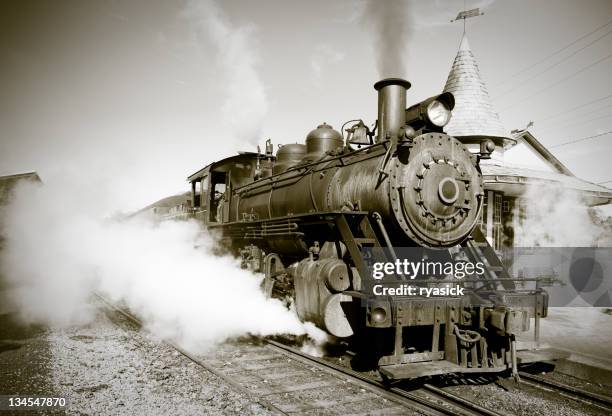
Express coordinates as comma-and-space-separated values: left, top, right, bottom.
374, 78, 411, 143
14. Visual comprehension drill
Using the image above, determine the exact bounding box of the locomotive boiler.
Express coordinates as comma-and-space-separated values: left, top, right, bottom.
181, 79, 565, 380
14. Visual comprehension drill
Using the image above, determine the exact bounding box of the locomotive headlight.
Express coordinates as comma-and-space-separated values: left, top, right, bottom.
426, 99, 452, 127
405, 92, 455, 131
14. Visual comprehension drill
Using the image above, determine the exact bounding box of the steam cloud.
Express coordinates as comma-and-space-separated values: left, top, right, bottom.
183, 0, 268, 146
364, 0, 413, 78
0, 0, 327, 353
0, 180, 314, 350
514, 183, 602, 247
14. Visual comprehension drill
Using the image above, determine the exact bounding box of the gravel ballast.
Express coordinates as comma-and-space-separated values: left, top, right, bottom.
47, 309, 273, 416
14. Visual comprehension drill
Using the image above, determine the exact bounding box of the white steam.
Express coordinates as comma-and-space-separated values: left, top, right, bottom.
0, 0, 323, 352
0, 180, 314, 350
183, 0, 268, 146
364, 0, 413, 78
514, 183, 601, 247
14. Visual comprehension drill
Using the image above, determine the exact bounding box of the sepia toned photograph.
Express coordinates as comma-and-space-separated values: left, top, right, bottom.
1, 1, 611, 415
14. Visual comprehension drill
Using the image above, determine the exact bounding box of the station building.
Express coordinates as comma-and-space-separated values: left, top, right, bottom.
0, 171, 41, 206
442, 34, 612, 249
0, 171, 42, 314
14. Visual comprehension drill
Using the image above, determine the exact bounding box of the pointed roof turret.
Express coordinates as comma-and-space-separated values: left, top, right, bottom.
443, 33, 509, 140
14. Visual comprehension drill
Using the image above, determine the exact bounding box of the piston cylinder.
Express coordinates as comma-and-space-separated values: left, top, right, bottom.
294, 257, 355, 337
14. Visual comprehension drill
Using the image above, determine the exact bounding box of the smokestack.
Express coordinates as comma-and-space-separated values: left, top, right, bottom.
374, 78, 411, 143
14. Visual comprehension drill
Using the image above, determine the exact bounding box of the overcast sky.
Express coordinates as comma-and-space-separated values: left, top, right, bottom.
1, 0, 611, 210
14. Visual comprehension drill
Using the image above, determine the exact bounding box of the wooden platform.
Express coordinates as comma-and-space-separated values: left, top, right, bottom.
516, 347, 570, 364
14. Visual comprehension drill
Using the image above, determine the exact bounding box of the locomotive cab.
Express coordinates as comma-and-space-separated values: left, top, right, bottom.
187, 167, 209, 221
187, 152, 261, 224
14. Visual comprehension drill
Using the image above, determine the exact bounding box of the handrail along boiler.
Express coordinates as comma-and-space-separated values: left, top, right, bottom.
182, 79, 565, 380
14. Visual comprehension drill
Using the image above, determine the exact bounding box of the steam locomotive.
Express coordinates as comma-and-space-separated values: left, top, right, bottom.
180, 79, 565, 380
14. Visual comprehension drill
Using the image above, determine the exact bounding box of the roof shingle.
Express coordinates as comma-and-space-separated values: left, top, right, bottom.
443, 34, 509, 139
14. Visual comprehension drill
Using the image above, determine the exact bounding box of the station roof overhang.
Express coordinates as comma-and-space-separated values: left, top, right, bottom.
456, 135, 517, 148
482, 164, 612, 206
0, 171, 42, 203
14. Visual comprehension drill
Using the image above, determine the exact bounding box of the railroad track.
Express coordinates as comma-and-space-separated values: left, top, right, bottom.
266, 339, 503, 416
268, 339, 612, 415
95, 295, 612, 416
95, 294, 502, 415
518, 371, 612, 412
94, 295, 435, 415
95, 295, 286, 415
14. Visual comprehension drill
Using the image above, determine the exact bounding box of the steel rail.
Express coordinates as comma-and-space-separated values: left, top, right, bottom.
266, 339, 503, 416
96, 294, 444, 415
94, 294, 288, 416
421, 383, 503, 415
95, 294, 530, 416
518, 371, 612, 411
